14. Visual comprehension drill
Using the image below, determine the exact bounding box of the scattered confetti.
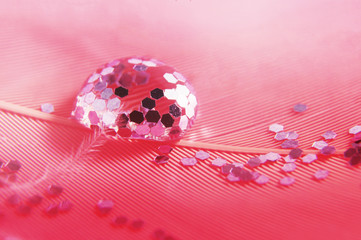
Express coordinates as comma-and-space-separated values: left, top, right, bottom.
322, 130, 337, 140
180, 157, 197, 166
16, 204, 31, 216
158, 145, 172, 154
274, 132, 288, 141
6, 194, 21, 206
27, 195, 43, 206
131, 219, 145, 230
284, 155, 296, 163
45, 203, 59, 216
349, 125, 361, 134
226, 173, 241, 182
344, 148, 356, 158
195, 150, 210, 160
96, 199, 114, 215
289, 148, 303, 159
221, 164, 234, 175
254, 175, 270, 185
112, 216, 128, 227
3, 160, 21, 173
314, 169, 329, 180
302, 154, 317, 163
320, 146, 336, 155
282, 163, 297, 172
58, 200, 72, 212
247, 157, 261, 168
312, 140, 328, 150
265, 152, 281, 161
293, 103, 307, 113
258, 155, 268, 164
41, 103, 54, 113
269, 123, 284, 133
46, 184, 64, 197
211, 157, 227, 167
154, 155, 169, 165
286, 131, 299, 140
232, 167, 253, 182
280, 176, 295, 186
349, 154, 361, 166
281, 140, 299, 149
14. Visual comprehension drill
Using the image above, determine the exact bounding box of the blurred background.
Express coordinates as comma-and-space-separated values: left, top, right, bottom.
1, 0, 361, 239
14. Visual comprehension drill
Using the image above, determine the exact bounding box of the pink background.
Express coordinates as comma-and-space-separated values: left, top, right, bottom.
1, 0, 361, 239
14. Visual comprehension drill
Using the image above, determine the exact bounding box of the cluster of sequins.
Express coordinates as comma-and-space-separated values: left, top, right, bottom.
71, 57, 197, 140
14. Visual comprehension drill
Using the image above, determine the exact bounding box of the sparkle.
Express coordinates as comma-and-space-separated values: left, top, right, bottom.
133, 64, 147, 71
280, 176, 295, 186
142, 97, 156, 109
101, 67, 114, 75
320, 146, 336, 155
158, 145, 172, 154
293, 103, 307, 112
265, 152, 281, 161
181, 157, 197, 166
314, 169, 329, 180
312, 140, 328, 150
282, 163, 297, 172
135, 124, 150, 136
349, 125, 361, 134
281, 140, 299, 149
302, 154, 317, 163
88, 111, 99, 125
85, 92, 96, 104
269, 123, 284, 133
142, 60, 157, 67
101, 88, 113, 99
322, 130, 337, 140
154, 155, 169, 164
274, 132, 288, 141
289, 148, 303, 159
41, 103, 54, 113
145, 110, 161, 123
254, 175, 269, 185
128, 58, 142, 64
161, 114, 174, 127
150, 88, 164, 99
163, 73, 178, 84
96, 199, 114, 215
164, 89, 177, 100
93, 99, 106, 111
129, 111, 144, 124
176, 84, 190, 96
211, 157, 227, 167
176, 94, 189, 108
150, 124, 165, 137
102, 112, 117, 125
247, 157, 261, 168
287, 131, 299, 140
185, 105, 195, 118
195, 150, 210, 160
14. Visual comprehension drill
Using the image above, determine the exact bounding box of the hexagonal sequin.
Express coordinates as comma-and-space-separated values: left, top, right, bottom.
71, 57, 197, 141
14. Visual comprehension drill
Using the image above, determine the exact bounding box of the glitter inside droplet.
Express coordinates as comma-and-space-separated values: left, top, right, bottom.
322, 130, 337, 140
320, 146, 336, 155
247, 157, 261, 168
289, 148, 303, 159
180, 157, 197, 166
281, 140, 299, 149
274, 132, 288, 141
302, 154, 317, 163
211, 157, 227, 167
72, 57, 197, 141
254, 175, 269, 185
195, 150, 210, 160
282, 163, 297, 172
